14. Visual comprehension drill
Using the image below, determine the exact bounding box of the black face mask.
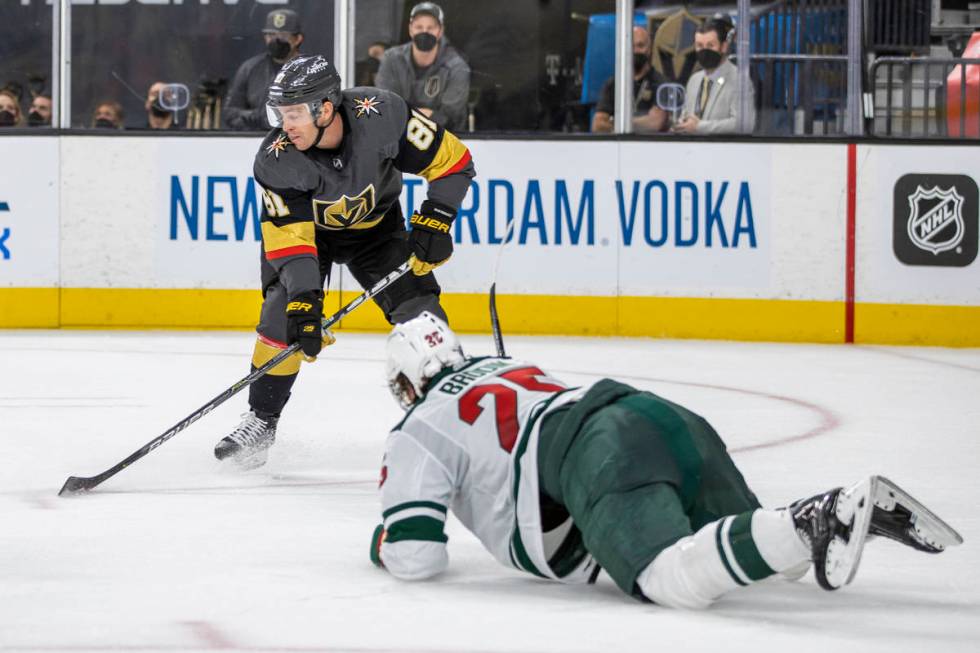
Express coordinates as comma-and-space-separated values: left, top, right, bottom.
27, 110, 48, 126
95, 117, 117, 129
0, 110, 15, 127
267, 38, 291, 60
696, 48, 723, 70
149, 102, 171, 119
633, 52, 649, 73
412, 32, 438, 52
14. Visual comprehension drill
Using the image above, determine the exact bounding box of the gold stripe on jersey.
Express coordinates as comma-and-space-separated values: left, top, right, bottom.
261, 220, 315, 254
251, 337, 303, 376
417, 130, 471, 182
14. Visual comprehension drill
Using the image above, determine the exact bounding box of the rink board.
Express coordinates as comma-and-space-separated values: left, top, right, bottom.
0, 136, 977, 345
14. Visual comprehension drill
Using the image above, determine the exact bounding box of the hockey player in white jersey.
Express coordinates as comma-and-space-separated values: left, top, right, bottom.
370, 313, 963, 608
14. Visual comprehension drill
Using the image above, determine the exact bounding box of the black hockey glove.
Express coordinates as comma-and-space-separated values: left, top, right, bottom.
285, 290, 326, 361
408, 200, 456, 276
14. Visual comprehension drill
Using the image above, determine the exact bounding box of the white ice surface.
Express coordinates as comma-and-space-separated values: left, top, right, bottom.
1, 331, 978, 653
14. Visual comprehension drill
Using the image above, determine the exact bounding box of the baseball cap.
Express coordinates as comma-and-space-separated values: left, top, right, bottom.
263, 9, 302, 34
410, 2, 443, 25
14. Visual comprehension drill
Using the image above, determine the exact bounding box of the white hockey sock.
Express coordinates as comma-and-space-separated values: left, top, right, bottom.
752, 508, 811, 572
637, 509, 810, 609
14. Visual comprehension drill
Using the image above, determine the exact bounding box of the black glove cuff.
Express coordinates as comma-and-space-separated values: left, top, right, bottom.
419, 200, 457, 223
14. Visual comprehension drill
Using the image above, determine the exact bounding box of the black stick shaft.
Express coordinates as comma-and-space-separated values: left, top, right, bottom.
58, 261, 410, 496
489, 283, 506, 358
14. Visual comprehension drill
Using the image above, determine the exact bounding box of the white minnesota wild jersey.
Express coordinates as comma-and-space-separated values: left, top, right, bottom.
378, 356, 600, 583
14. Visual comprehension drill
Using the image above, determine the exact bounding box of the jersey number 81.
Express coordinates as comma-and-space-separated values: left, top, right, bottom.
406, 110, 437, 151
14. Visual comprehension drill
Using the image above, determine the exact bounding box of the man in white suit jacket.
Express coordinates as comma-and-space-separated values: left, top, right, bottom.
673, 19, 755, 135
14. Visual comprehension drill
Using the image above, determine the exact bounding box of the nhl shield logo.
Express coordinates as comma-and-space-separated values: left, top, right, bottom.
906, 185, 964, 255
893, 173, 978, 267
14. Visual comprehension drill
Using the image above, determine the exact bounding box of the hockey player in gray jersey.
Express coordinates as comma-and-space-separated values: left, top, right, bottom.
215, 55, 475, 468
370, 313, 962, 608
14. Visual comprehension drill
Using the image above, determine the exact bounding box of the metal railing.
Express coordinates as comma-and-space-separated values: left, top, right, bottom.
733, 53, 849, 135
870, 56, 980, 138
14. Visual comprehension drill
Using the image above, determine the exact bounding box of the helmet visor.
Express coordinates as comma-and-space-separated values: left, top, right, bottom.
265, 101, 319, 128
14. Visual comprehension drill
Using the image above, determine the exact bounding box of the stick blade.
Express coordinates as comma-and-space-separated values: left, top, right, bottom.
59, 475, 97, 497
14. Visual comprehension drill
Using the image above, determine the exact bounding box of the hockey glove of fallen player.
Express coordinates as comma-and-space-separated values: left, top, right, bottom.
286, 290, 333, 362
408, 200, 456, 276
370, 524, 386, 568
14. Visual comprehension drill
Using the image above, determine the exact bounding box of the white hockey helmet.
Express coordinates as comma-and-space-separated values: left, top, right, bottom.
385, 312, 465, 408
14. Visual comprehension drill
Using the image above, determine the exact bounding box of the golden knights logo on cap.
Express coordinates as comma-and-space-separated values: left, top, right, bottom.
313, 185, 379, 230
273, 11, 287, 29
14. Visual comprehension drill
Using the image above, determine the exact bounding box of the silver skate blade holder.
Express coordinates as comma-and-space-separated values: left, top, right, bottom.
872, 475, 964, 550
823, 476, 876, 589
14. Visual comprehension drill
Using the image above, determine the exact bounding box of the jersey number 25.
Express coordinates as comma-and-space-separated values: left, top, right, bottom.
457, 367, 564, 453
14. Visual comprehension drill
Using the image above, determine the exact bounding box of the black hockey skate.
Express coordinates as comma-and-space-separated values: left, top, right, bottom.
214, 411, 278, 470
791, 477, 875, 591
867, 476, 964, 554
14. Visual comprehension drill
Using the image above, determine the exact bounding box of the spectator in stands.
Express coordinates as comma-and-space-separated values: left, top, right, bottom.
0, 89, 24, 127
357, 41, 389, 87
376, 2, 470, 132
27, 93, 52, 127
224, 8, 304, 131
145, 82, 178, 130
672, 18, 755, 135
592, 26, 668, 134
92, 101, 124, 129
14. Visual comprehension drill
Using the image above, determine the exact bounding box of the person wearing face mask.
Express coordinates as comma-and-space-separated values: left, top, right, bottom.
223, 8, 304, 131
673, 17, 755, 135
0, 89, 24, 128
91, 101, 124, 129
591, 26, 667, 134
375, 2, 470, 132
145, 82, 178, 130
27, 93, 52, 127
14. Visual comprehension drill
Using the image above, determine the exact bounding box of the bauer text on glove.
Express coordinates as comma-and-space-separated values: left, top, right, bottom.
285, 290, 325, 360
408, 200, 455, 275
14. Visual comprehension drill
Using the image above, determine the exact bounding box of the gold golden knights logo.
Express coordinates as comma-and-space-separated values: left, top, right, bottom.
313, 185, 379, 230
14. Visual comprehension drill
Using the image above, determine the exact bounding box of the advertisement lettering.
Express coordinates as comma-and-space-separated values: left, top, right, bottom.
170, 175, 261, 242
0, 201, 9, 260
616, 179, 757, 249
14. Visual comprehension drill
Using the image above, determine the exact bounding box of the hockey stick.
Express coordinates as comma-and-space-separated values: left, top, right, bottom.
489, 283, 506, 357
58, 261, 411, 497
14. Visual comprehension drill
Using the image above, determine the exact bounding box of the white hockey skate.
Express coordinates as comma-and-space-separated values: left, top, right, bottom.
867, 476, 964, 553
792, 477, 875, 590
214, 411, 278, 470
792, 475, 963, 591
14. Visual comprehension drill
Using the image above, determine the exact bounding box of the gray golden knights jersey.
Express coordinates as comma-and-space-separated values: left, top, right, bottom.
378, 356, 600, 584
252, 86, 474, 277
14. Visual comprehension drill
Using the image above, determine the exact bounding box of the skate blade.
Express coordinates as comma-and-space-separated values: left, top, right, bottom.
873, 476, 964, 550
217, 448, 269, 471
824, 476, 875, 589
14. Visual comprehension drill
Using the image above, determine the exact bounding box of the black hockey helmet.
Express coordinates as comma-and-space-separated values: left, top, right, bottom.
265, 55, 342, 126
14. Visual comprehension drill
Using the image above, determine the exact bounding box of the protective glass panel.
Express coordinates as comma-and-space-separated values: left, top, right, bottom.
69, 0, 336, 130
0, 2, 54, 129
744, 0, 850, 137
356, 0, 616, 133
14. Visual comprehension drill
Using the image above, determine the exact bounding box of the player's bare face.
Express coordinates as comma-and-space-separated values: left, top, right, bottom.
278, 104, 318, 150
